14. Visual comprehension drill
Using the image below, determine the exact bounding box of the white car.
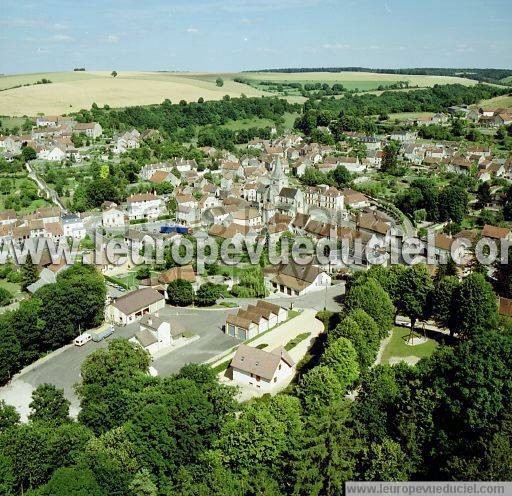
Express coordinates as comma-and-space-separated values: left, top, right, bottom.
74, 333, 92, 346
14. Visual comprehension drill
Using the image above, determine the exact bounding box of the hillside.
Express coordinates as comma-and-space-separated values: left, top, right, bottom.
0, 71, 268, 117
0, 70, 483, 117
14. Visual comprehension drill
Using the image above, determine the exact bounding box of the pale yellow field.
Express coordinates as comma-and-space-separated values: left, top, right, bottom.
243, 71, 479, 87
0, 70, 479, 117
0, 71, 267, 116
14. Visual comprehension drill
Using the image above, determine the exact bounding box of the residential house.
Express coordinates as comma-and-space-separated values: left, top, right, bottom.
131, 314, 185, 355
125, 193, 165, 220
271, 261, 331, 296
232, 208, 262, 228
276, 187, 305, 215
229, 344, 295, 390
73, 122, 102, 139
107, 287, 166, 325
61, 214, 86, 240
102, 204, 127, 228
482, 224, 511, 241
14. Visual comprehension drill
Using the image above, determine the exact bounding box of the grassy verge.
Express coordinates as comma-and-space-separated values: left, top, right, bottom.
284, 332, 310, 351
211, 359, 231, 374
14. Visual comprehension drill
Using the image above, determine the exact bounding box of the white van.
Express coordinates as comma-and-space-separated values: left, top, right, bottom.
74, 333, 92, 347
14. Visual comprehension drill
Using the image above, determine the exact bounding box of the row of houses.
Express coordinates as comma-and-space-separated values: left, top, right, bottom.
0, 207, 86, 244
225, 300, 288, 340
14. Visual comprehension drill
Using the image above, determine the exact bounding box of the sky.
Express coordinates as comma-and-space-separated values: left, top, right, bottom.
1, 0, 511, 74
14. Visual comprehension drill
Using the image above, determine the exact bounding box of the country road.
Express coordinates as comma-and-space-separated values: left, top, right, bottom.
25, 161, 66, 210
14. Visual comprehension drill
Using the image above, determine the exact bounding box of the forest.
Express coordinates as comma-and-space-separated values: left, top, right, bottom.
72, 96, 300, 138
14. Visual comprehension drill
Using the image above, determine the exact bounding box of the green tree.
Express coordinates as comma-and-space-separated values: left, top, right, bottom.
0, 320, 21, 384
395, 264, 434, 329
167, 278, 195, 306
431, 276, 460, 330
77, 340, 150, 433
216, 77, 224, 87
28, 383, 70, 424
297, 366, 345, 411
0, 400, 20, 433
477, 181, 492, 207
35, 264, 106, 349
20, 253, 39, 291
439, 184, 469, 224
345, 278, 395, 335
331, 311, 380, 371
328, 165, 351, 188
360, 438, 412, 481
292, 400, 358, 496
129, 469, 158, 496
381, 140, 401, 174
80, 426, 140, 496
452, 273, 498, 339
215, 402, 287, 475
111, 71, 118, 78
21, 146, 37, 162
320, 337, 359, 388
37, 466, 105, 496
195, 282, 224, 306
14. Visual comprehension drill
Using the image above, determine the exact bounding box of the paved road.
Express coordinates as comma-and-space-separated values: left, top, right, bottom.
0, 284, 343, 419
0, 305, 239, 419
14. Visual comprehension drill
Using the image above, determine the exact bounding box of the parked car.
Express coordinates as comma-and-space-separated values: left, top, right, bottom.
74, 333, 92, 346
89, 323, 115, 342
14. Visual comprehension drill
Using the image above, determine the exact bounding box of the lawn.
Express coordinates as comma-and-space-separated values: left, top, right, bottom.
0, 116, 30, 129
387, 112, 435, 122
380, 326, 438, 365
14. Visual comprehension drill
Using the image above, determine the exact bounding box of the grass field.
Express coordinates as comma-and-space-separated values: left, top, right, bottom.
221, 111, 299, 131
0, 70, 481, 117
387, 111, 435, 121
476, 94, 512, 110
380, 327, 438, 365
0, 116, 30, 129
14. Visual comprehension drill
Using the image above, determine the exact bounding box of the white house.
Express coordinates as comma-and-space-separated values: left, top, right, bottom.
232, 208, 262, 228
131, 314, 185, 355
102, 205, 127, 228
125, 193, 165, 220
73, 122, 102, 139
106, 287, 166, 325
35, 115, 59, 127
230, 344, 295, 391
271, 262, 331, 296
61, 214, 86, 240
38, 146, 66, 161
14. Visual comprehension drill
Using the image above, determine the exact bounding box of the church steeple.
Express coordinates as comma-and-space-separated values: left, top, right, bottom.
271, 157, 284, 180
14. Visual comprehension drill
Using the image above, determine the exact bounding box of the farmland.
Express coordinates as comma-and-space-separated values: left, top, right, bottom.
0, 71, 267, 117
0, 70, 482, 117
240, 70, 479, 90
